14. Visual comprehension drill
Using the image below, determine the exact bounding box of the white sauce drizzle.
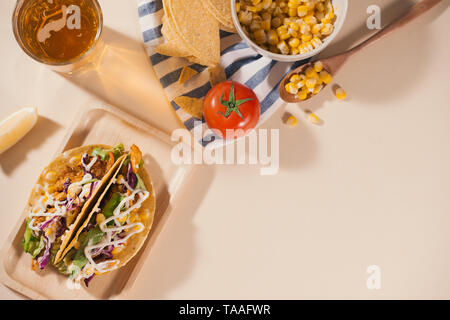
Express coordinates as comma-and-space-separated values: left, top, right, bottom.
83, 154, 98, 172
79, 189, 149, 277
27, 157, 99, 243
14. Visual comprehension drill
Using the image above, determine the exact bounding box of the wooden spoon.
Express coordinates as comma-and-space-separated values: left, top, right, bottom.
279, 0, 443, 103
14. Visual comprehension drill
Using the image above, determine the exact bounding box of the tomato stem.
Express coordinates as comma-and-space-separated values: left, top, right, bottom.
218, 82, 254, 120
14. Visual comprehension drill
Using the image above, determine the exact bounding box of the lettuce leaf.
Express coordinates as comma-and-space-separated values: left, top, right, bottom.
135, 173, 147, 191
22, 220, 43, 258
92, 143, 124, 161
72, 226, 104, 269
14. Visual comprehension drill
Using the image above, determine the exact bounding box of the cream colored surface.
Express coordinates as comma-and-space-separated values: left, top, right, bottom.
0, 0, 449, 299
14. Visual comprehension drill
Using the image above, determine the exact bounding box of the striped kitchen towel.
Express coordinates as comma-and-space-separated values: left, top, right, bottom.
137, 0, 309, 148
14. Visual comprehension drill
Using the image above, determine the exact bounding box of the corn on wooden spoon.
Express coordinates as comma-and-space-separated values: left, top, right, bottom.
279, 0, 443, 103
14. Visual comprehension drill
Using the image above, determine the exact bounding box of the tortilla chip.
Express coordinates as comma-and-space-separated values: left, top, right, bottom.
204, 0, 235, 32
155, 42, 189, 57
220, 23, 236, 33
167, 0, 221, 65
187, 55, 216, 67
174, 96, 204, 119
178, 66, 199, 85
208, 65, 226, 87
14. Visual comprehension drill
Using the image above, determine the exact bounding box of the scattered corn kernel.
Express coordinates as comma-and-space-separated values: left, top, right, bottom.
285, 115, 298, 127
308, 112, 320, 124
239, 0, 337, 55
335, 87, 347, 100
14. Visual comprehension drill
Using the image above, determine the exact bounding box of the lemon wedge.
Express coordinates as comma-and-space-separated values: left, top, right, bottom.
0, 107, 38, 154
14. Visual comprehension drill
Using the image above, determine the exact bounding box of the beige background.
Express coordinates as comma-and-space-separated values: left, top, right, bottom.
0, 0, 449, 299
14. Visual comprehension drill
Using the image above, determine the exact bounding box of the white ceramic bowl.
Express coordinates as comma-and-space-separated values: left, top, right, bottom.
230, 0, 348, 62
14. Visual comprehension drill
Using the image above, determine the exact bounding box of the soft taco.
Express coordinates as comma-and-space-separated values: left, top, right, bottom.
55, 145, 156, 286
22, 144, 125, 271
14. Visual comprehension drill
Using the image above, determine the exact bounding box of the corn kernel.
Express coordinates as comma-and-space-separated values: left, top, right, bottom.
301, 33, 312, 42
288, 37, 300, 48
96, 213, 105, 225
271, 16, 282, 28
297, 5, 308, 17
304, 15, 317, 25
290, 47, 299, 55
236, 3, 241, 13
288, 7, 297, 17
297, 90, 308, 100
112, 247, 123, 256
289, 74, 301, 84
288, 22, 299, 31
285, 82, 299, 94
261, 19, 271, 30
285, 115, 298, 127
313, 84, 323, 95
314, 61, 323, 72
321, 23, 334, 36
319, 70, 332, 84
305, 78, 317, 89
277, 41, 290, 54
267, 30, 279, 45
118, 214, 128, 224
306, 1, 315, 10
311, 23, 323, 34
316, 2, 325, 12
308, 112, 320, 124
305, 67, 318, 79
253, 29, 267, 44
335, 88, 347, 100
296, 79, 305, 89
311, 36, 323, 49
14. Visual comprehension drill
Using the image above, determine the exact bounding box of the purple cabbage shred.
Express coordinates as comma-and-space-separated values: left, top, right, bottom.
127, 163, 137, 189
84, 274, 95, 287
63, 178, 71, 193
37, 235, 51, 270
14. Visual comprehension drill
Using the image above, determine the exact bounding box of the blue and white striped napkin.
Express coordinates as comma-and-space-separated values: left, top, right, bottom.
137, 0, 309, 147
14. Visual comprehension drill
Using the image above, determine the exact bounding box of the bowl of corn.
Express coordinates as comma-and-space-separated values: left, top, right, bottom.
231, 0, 348, 62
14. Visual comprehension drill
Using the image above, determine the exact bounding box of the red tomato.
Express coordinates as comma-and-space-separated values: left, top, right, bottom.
203, 81, 260, 139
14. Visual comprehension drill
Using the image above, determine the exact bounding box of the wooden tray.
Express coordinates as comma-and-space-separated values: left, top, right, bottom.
0, 104, 195, 299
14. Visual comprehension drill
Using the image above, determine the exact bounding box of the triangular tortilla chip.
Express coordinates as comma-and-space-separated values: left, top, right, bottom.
208, 65, 226, 87
174, 96, 203, 119
178, 66, 199, 85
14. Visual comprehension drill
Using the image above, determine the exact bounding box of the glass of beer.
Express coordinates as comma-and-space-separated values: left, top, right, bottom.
12, 0, 103, 74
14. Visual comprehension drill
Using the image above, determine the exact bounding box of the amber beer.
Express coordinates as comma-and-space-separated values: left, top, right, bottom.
13, 0, 103, 71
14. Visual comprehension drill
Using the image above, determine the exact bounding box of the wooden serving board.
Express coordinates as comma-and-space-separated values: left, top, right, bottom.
0, 104, 195, 299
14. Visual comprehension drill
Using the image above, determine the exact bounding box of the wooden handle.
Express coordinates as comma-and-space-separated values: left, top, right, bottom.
345, 0, 442, 58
